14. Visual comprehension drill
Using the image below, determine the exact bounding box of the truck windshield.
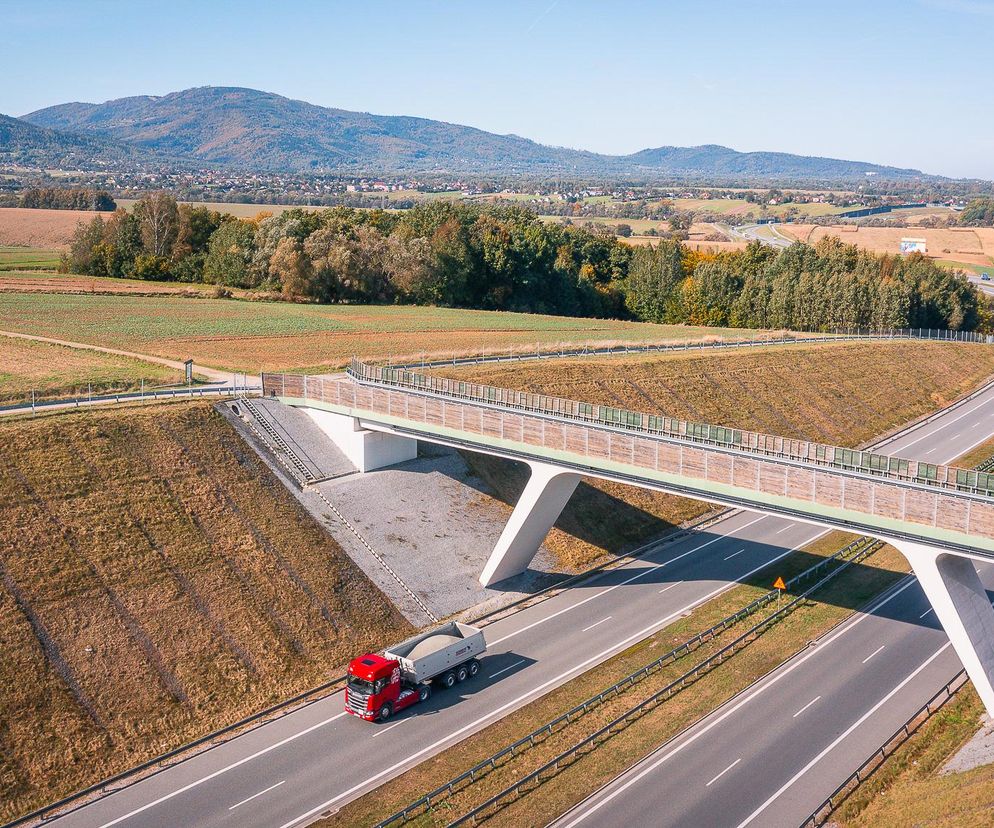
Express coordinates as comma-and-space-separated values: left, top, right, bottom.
347, 674, 376, 694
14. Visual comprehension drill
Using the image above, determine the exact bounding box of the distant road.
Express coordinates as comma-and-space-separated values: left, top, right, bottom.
721, 222, 793, 248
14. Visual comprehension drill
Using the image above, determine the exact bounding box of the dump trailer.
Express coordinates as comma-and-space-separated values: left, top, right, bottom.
345, 622, 487, 721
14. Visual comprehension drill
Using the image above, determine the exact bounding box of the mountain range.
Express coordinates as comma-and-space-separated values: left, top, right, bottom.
3, 86, 926, 180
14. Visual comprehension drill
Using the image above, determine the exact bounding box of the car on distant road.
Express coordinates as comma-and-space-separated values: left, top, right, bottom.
982, 272, 991, 281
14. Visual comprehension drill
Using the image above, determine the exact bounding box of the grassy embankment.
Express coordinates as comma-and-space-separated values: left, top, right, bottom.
0, 402, 413, 822
438, 340, 994, 571
0, 337, 181, 404
0, 291, 757, 373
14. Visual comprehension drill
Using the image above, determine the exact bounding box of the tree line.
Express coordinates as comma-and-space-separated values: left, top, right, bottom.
63, 193, 983, 332
20, 188, 116, 211
627, 236, 981, 331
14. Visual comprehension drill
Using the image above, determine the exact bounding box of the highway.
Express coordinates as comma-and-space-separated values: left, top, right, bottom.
45, 379, 994, 828
554, 391, 994, 828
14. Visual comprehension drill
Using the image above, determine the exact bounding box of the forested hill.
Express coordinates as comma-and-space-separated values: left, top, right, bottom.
20, 86, 924, 179
0, 113, 132, 167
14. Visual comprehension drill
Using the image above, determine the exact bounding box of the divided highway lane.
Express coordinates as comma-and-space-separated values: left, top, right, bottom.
47, 381, 994, 828
551, 572, 984, 828
554, 392, 994, 828
52, 515, 826, 828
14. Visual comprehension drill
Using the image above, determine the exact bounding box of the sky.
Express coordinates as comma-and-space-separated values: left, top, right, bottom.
2, 0, 993, 178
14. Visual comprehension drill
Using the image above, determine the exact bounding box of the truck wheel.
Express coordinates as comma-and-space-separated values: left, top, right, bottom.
378, 702, 393, 722
418, 685, 431, 703
455, 665, 469, 683
440, 671, 456, 689
467, 659, 481, 677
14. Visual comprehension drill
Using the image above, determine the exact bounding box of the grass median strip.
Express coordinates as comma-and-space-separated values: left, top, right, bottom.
320, 532, 907, 827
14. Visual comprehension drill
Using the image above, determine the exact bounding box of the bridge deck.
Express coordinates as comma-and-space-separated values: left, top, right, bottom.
263, 365, 994, 556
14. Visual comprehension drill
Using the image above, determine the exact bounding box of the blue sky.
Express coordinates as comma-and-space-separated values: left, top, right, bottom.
2, 0, 993, 178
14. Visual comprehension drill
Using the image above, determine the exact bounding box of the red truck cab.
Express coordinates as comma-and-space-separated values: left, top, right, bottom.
345, 653, 427, 721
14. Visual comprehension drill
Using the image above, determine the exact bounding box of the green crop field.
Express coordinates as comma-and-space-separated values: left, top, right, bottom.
0, 292, 756, 373
0, 246, 61, 271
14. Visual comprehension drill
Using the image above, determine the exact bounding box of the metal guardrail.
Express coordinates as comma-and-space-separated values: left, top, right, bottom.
343, 349, 994, 504
391, 327, 993, 371
445, 545, 881, 828
0, 384, 261, 415
798, 670, 968, 827
374, 536, 882, 828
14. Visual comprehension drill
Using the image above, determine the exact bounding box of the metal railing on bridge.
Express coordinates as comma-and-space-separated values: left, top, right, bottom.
332, 357, 994, 502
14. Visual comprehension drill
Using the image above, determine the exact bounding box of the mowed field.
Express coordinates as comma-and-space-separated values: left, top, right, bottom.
0, 336, 181, 403
0, 292, 759, 373
779, 224, 994, 265
0, 207, 96, 248
0, 402, 413, 821
440, 340, 994, 569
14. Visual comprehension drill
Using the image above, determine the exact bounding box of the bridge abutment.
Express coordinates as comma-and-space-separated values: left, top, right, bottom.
480, 463, 581, 587
897, 540, 994, 715
302, 408, 418, 472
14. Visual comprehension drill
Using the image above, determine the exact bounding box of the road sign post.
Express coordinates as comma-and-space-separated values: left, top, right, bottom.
774, 575, 786, 610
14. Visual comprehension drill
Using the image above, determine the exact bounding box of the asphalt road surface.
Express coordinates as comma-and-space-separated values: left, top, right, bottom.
46, 380, 994, 828
554, 392, 994, 828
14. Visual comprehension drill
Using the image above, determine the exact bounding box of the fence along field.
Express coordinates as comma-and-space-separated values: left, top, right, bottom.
0, 402, 413, 822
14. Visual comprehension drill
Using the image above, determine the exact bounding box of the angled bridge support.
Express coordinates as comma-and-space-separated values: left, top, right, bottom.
480, 462, 580, 587
897, 540, 994, 715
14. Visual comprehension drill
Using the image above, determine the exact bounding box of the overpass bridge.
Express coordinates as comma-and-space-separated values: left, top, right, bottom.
263, 361, 994, 715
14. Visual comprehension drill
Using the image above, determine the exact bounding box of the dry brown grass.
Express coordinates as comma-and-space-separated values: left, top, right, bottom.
0, 402, 413, 822
0, 207, 97, 248
832, 685, 990, 827
0, 337, 180, 403
441, 341, 994, 570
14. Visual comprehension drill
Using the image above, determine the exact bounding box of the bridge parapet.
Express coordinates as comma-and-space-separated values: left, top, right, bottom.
262, 363, 994, 554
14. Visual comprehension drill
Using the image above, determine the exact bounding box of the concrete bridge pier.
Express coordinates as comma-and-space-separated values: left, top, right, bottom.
480, 462, 581, 587
302, 408, 418, 472
897, 540, 994, 715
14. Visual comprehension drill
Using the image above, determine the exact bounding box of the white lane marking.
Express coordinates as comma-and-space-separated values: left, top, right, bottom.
920, 607, 934, 618
371, 721, 405, 738
924, 448, 936, 456
488, 658, 526, 680
659, 581, 683, 594
582, 617, 612, 632
894, 396, 992, 452
775, 524, 794, 535
862, 645, 886, 664
228, 780, 285, 811
274, 535, 828, 828
940, 426, 994, 465
724, 549, 745, 561
705, 758, 741, 787
553, 576, 919, 828
792, 696, 821, 718
488, 515, 768, 647
96, 713, 347, 827
735, 641, 951, 827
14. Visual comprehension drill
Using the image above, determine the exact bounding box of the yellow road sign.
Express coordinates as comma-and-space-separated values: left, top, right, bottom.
773, 576, 786, 590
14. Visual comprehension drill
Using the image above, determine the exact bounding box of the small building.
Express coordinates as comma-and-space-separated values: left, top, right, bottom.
900, 237, 927, 255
